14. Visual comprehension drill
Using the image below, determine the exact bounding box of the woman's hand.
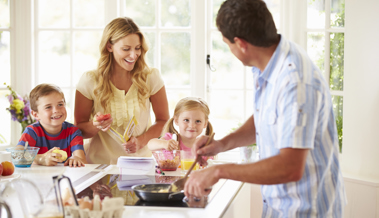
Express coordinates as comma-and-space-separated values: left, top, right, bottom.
123, 136, 148, 153
93, 112, 113, 132
165, 139, 179, 151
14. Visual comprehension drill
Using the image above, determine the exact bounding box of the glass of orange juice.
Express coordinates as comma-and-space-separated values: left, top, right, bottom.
180, 150, 199, 172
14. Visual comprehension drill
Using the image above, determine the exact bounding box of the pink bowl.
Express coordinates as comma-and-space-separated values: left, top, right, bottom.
152, 150, 181, 171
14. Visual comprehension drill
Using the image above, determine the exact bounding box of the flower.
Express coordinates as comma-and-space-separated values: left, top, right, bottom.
5, 84, 35, 133
12, 99, 25, 113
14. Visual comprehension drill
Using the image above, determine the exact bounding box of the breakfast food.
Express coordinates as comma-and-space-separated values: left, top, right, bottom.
53, 150, 68, 161
158, 156, 180, 171
1, 161, 15, 176
93, 114, 111, 122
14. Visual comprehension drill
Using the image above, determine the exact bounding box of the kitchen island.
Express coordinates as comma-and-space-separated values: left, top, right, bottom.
6, 164, 250, 218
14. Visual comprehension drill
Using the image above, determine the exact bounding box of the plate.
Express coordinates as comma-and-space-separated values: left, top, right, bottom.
0, 173, 21, 181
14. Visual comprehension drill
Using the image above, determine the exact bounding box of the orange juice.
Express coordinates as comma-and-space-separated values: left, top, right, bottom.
181, 159, 199, 171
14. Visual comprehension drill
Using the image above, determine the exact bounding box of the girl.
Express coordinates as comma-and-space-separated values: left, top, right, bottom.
147, 97, 213, 153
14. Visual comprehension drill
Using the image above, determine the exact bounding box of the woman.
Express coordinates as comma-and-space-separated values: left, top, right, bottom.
75, 17, 169, 164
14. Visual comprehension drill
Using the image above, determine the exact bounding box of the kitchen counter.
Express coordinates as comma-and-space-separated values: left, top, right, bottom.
7, 164, 245, 218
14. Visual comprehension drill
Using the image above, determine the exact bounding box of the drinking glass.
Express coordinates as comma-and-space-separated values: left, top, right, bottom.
180, 150, 199, 172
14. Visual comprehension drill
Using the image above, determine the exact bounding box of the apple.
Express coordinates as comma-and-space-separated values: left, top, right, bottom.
52, 150, 68, 161
1, 161, 15, 176
0, 163, 3, 175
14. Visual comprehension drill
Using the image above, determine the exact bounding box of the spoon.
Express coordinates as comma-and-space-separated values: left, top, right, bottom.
24, 141, 32, 161
168, 133, 215, 193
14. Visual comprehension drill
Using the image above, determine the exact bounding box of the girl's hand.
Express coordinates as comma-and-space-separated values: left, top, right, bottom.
64, 156, 86, 167
165, 139, 179, 151
93, 112, 113, 132
37, 147, 62, 166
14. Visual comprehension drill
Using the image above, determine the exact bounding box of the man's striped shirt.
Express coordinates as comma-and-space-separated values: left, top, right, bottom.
253, 35, 347, 218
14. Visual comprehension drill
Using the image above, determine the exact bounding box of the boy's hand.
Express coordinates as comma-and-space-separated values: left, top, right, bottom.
64, 156, 86, 167
165, 139, 179, 151
35, 147, 63, 166
93, 112, 113, 132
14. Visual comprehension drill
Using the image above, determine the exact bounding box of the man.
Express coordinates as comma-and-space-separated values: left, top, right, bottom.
184, 0, 347, 217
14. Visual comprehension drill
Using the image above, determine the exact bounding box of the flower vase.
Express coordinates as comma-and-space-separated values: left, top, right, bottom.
21, 122, 28, 134
239, 145, 259, 163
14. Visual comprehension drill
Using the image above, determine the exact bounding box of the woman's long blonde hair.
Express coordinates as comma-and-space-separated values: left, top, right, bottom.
94, 17, 150, 112
161, 97, 213, 139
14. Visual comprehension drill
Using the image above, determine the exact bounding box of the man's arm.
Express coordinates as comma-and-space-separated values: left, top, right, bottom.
185, 148, 308, 197
217, 148, 308, 184
195, 114, 257, 156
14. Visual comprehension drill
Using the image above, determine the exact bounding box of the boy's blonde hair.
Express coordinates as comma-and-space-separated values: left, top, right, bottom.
29, 83, 65, 112
161, 97, 213, 138
94, 17, 150, 112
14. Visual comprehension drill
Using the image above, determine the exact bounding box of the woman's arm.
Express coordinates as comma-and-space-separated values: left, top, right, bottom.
74, 90, 100, 139
137, 86, 170, 148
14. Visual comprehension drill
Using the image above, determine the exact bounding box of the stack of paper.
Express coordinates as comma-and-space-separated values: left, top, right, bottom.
117, 156, 155, 175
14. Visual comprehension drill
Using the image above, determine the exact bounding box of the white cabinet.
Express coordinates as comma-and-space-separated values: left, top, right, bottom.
223, 183, 252, 218
343, 177, 379, 218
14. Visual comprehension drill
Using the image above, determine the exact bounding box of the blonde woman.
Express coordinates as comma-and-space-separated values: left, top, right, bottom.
75, 17, 169, 164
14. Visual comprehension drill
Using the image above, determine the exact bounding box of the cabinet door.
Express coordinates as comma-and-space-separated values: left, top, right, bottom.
223, 183, 252, 218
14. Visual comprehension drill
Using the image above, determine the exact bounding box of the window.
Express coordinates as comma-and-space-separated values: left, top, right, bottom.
306, 0, 344, 152
35, 0, 105, 123
5, 0, 341, 158
0, 0, 11, 146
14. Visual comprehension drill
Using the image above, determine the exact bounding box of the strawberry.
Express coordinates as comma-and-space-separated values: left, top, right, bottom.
94, 113, 111, 122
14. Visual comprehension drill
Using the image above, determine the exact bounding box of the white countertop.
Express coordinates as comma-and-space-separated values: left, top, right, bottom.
4, 164, 243, 218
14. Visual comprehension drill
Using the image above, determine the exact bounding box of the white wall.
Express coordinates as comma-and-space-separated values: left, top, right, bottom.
341, 0, 379, 183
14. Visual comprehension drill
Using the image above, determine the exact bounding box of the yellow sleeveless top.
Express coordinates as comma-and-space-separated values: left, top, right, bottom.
76, 68, 164, 164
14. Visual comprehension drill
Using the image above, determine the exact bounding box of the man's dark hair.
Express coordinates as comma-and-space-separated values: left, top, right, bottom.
216, 0, 279, 47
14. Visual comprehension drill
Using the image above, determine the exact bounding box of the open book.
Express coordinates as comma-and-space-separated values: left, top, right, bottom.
109, 115, 138, 143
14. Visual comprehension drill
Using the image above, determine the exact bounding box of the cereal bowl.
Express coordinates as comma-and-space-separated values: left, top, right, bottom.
6, 147, 40, 167
152, 150, 181, 171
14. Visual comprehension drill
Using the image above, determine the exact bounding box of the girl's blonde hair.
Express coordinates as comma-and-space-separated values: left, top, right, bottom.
161, 97, 213, 139
94, 17, 150, 112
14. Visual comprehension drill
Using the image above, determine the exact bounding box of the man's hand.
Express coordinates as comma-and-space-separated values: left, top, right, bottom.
184, 165, 220, 197
64, 156, 86, 167
192, 135, 223, 157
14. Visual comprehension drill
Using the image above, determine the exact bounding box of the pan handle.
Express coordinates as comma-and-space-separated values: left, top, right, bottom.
168, 191, 184, 199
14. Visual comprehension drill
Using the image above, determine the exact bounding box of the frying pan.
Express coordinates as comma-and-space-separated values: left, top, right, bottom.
131, 184, 185, 202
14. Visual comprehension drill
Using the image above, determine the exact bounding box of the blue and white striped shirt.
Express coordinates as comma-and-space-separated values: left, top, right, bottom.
253, 35, 347, 218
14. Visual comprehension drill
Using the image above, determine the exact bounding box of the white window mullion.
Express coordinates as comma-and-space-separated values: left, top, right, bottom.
70, 0, 75, 117
157, 0, 161, 74
191, 0, 207, 99
11, 0, 33, 145
104, 0, 118, 24
324, 0, 331, 86
206, 0, 213, 104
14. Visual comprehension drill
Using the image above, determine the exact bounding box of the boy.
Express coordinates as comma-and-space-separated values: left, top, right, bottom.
17, 83, 87, 167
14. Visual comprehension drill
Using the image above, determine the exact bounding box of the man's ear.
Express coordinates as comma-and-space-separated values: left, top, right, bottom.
31, 110, 39, 120
106, 41, 113, 52
234, 37, 248, 53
